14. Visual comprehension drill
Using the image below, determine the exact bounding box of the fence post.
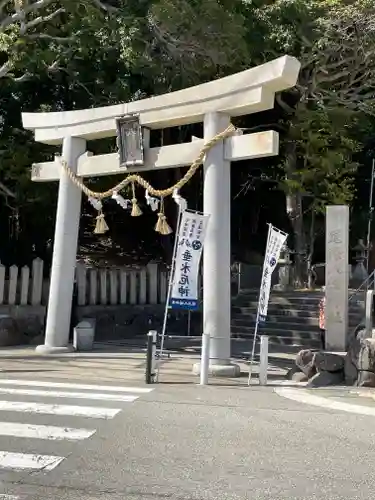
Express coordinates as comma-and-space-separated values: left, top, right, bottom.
160, 271, 167, 303
146, 330, 157, 384
20, 265, 30, 305
129, 271, 137, 305
99, 269, 107, 305
148, 263, 158, 304
259, 335, 269, 386
8, 265, 18, 305
120, 270, 127, 304
76, 262, 87, 306
89, 269, 97, 305
109, 269, 118, 305
31, 258, 44, 306
139, 268, 147, 305
200, 333, 210, 385
0, 264, 5, 305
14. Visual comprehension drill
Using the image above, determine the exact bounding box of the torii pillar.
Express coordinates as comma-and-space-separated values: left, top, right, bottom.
21, 55, 300, 374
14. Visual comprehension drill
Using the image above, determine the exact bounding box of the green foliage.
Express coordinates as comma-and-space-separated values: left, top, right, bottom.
281, 105, 361, 213
1, 0, 375, 265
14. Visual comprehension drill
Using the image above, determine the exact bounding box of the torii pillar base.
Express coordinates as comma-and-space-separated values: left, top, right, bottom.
192, 362, 241, 378
35, 345, 74, 355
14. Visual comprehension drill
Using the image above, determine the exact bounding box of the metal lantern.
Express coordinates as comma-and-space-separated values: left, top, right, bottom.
115, 115, 148, 168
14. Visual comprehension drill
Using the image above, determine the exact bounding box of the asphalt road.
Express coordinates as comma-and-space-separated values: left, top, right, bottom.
0, 378, 374, 500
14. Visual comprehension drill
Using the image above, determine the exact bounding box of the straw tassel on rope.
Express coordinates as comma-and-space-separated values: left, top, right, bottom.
131, 182, 142, 216
94, 210, 109, 234
155, 198, 172, 235
88, 197, 109, 234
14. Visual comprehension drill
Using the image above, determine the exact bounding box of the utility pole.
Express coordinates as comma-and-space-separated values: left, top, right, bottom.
366, 158, 375, 272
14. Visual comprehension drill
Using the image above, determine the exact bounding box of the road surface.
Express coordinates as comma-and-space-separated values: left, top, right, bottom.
0, 376, 373, 499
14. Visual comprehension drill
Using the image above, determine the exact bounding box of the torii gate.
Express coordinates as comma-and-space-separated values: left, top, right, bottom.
22, 55, 300, 376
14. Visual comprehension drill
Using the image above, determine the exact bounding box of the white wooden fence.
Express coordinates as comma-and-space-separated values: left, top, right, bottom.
75, 262, 169, 306
0, 260, 203, 307
0, 259, 171, 307
0, 258, 44, 306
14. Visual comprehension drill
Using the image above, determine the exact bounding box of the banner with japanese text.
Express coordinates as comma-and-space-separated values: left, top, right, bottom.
258, 225, 288, 322
170, 211, 209, 310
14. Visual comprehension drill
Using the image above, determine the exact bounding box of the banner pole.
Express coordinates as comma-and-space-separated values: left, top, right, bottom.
247, 225, 272, 386
156, 207, 183, 381
247, 224, 288, 386
247, 309, 260, 386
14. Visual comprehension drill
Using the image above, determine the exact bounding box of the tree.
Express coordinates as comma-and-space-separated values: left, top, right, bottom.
281, 106, 361, 286
0, 0, 251, 265
0, 0, 117, 82
254, 0, 375, 286
145, 0, 249, 89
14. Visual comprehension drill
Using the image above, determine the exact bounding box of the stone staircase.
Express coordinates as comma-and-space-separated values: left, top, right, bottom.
231, 289, 365, 351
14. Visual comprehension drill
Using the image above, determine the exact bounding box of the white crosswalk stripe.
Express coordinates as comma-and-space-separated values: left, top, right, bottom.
0, 380, 153, 394
0, 451, 64, 471
0, 422, 95, 441
0, 387, 139, 402
0, 400, 120, 419
0, 378, 153, 480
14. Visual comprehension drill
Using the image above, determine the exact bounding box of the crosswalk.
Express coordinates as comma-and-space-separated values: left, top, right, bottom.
0, 377, 153, 485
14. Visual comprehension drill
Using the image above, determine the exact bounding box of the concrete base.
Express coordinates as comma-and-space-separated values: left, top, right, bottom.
192, 362, 241, 378
35, 344, 74, 355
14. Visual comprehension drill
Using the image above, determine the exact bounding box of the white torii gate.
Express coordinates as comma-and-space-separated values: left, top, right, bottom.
22, 55, 300, 376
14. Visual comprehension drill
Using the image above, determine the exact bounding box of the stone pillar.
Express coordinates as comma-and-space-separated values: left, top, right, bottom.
325, 205, 349, 351
36, 136, 86, 353
194, 112, 240, 377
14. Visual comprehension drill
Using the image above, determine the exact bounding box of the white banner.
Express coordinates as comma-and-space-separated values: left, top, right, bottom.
170, 211, 209, 310
258, 225, 288, 322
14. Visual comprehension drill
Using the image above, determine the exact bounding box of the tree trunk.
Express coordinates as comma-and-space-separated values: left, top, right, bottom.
285, 144, 306, 288
307, 209, 316, 289
286, 192, 306, 288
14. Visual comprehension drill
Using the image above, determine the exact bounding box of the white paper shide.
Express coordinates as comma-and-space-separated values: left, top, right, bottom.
258, 225, 288, 322
170, 211, 209, 310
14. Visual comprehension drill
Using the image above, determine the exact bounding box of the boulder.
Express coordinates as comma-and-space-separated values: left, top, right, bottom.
0, 316, 25, 346
285, 365, 303, 380
291, 371, 309, 383
314, 352, 344, 373
357, 371, 375, 388
295, 349, 317, 378
307, 370, 344, 388
285, 365, 308, 383
348, 337, 375, 372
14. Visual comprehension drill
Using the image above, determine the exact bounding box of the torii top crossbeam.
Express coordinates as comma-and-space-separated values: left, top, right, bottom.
22, 55, 300, 145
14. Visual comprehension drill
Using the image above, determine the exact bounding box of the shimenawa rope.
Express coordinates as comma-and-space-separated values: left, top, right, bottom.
60, 123, 236, 233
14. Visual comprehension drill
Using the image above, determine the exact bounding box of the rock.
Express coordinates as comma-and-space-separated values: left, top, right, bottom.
285, 365, 303, 380
347, 325, 369, 352
357, 371, 375, 387
307, 370, 344, 388
355, 327, 369, 341
295, 349, 317, 378
349, 338, 375, 372
344, 354, 358, 385
291, 371, 308, 383
314, 352, 344, 373
0, 316, 25, 346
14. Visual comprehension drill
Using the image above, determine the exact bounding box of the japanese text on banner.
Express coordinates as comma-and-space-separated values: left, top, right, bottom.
258, 225, 288, 322
170, 211, 209, 311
